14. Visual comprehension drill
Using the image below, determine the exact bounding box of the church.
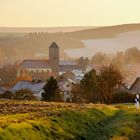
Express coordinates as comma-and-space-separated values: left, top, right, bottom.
17, 42, 59, 79
17, 42, 82, 80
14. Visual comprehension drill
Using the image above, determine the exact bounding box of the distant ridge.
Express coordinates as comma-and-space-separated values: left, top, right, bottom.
1, 23, 140, 35
66, 23, 140, 39
1, 23, 140, 65
0, 26, 97, 33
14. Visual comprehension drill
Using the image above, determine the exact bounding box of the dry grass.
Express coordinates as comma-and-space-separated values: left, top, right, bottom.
0, 100, 140, 140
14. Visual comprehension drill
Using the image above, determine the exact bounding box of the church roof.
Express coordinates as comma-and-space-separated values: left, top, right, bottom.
20, 60, 51, 69
49, 42, 59, 48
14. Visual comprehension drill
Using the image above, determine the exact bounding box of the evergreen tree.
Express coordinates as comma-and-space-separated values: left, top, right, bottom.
80, 69, 100, 103
42, 76, 58, 101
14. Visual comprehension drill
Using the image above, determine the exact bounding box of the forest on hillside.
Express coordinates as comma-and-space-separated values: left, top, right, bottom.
1, 24, 140, 65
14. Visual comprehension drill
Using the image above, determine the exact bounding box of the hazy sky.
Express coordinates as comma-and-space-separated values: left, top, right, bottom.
1, 0, 140, 27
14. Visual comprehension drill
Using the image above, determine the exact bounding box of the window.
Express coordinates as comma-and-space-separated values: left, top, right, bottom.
31, 70, 33, 74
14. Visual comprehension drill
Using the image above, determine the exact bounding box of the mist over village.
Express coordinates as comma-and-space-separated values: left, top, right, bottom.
0, 0, 140, 140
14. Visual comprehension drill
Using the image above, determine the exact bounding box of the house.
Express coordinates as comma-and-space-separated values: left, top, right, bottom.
11, 81, 47, 100
129, 77, 140, 94
11, 79, 76, 101
59, 60, 83, 82
116, 83, 130, 93
59, 60, 83, 75
74, 73, 84, 82
58, 79, 76, 102
0, 87, 7, 94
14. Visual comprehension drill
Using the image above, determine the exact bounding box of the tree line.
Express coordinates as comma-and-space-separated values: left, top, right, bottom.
77, 47, 140, 69
41, 65, 135, 104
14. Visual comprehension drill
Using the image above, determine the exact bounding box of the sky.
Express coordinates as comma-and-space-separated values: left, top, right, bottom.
0, 0, 140, 27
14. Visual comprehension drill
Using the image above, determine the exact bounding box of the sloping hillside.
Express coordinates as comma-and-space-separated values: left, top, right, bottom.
66, 23, 140, 39
1, 24, 140, 64
0, 101, 140, 140
0, 26, 95, 33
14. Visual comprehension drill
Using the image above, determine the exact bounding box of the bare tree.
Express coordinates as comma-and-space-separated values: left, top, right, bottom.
99, 65, 123, 104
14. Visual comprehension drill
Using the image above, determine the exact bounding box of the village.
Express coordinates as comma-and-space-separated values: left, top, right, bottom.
0, 42, 139, 103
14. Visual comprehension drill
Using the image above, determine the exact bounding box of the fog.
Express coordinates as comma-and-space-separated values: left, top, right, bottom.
65, 30, 140, 58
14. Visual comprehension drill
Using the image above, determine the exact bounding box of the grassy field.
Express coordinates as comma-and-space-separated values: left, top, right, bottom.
0, 100, 140, 140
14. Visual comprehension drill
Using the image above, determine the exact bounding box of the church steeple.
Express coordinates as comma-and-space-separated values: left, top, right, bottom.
49, 42, 59, 75
49, 42, 59, 48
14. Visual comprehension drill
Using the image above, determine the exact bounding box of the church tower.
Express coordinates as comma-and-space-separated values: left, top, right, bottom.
49, 42, 59, 75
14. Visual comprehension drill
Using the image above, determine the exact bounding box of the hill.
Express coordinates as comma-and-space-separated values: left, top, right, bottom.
0, 26, 95, 34
1, 23, 140, 64
66, 23, 140, 39
0, 101, 140, 140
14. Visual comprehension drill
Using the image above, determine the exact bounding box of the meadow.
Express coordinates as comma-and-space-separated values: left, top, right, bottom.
0, 100, 140, 140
